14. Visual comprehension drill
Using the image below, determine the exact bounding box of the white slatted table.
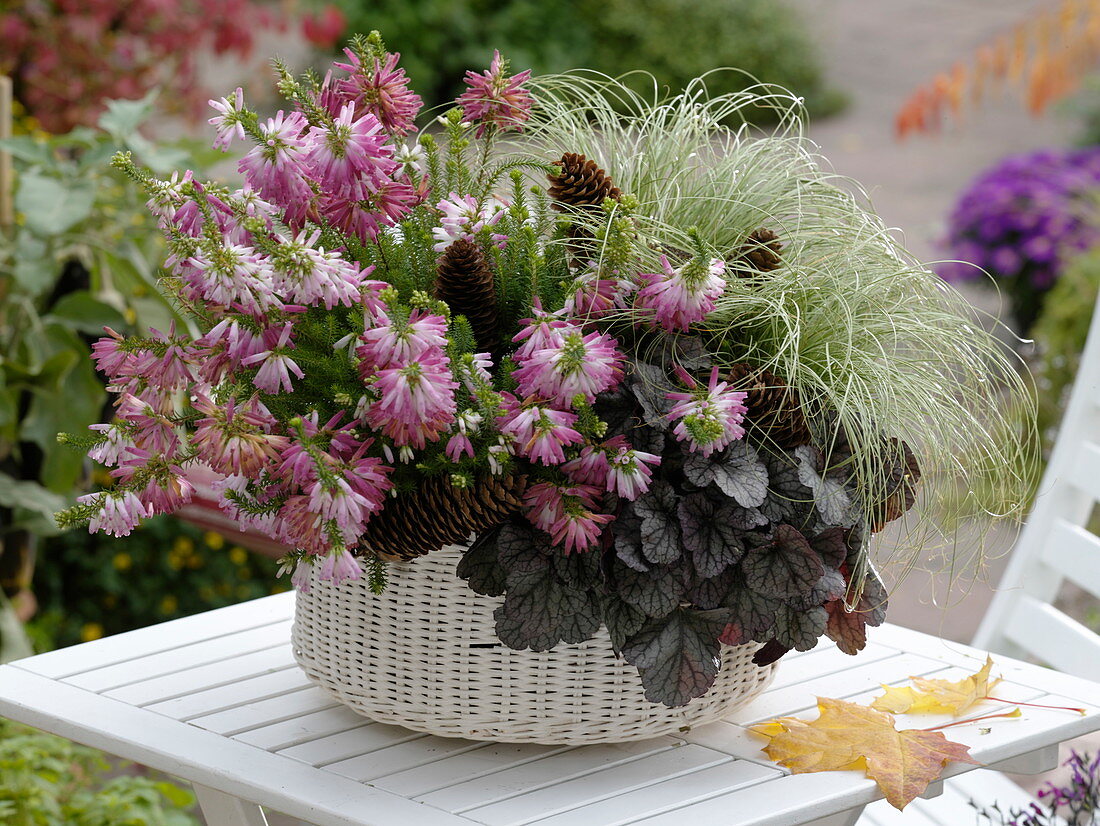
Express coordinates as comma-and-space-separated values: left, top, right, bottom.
1, 594, 1098, 826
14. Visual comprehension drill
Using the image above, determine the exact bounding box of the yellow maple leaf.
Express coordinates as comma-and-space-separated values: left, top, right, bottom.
751, 696, 979, 809
871, 656, 1001, 716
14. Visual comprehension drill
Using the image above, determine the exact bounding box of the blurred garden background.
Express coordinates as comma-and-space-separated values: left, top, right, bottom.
2, 0, 1100, 822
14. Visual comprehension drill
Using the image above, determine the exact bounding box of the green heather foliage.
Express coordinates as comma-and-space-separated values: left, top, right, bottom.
516, 74, 1037, 562
329, 0, 840, 122
0, 718, 197, 826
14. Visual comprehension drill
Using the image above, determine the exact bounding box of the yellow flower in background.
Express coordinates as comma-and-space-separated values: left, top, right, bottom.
167, 553, 185, 571
160, 595, 178, 615
229, 547, 248, 566
113, 552, 132, 572
173, 537, 195, 556
204, 532, 225, 550
81, 623, 104, 642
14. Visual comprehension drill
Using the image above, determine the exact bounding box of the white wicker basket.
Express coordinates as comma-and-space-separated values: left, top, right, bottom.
292, 544, 778, 744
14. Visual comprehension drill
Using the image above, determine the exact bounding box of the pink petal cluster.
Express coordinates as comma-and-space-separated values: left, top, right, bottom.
329, 48, 422, 136
524, 482, 612, 555
431, 192, 507, 251
666, 367, 749, 457
512, 327, 623, 407
635, 255, 727, 331
456, 50, 533, 137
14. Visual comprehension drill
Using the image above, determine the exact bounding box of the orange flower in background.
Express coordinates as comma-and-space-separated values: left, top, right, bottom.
896, 0, 1100, 139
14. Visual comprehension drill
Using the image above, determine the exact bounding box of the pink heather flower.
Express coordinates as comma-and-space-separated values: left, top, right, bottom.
88, 422, 135, 467
271, 229, 366, 309
238, 110, 314, 209
208, 87, 247, 150
635, 255, 727, 332
605, 437, 661, 500
500, 404, 583, 465
145, 170, 195, 231
307, 478, 371, 545
667, 367, 748, 457
191, 396, 289, 477
511, 308, 571, 362
444, 410, 482, 462
512, 329, 623, 407
291, 559, 313, 592
366, 352, 458, 448
343, 452, 393, 509
243, 324, 304, 394
110, 449, 195, 515
115, 393, 180, 456
561, 444, 610, 486
307, 103, 398, 196
186, 242, 278, 312
358, 309, 449, 373
319, 548, 362, 586
91, 327, 138, 380
276, 494, 330, 554
81, 490, 148, 538
333, 48, 422, 136
523, 482, 610, 554
320, 181, 419, 244
457, 50, 533, 137
562, 269, 621, 320
129, 325, 195, 390
195, 318, 266, 384
431, 192, 506, 251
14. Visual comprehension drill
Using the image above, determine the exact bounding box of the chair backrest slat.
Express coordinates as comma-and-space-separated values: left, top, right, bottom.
971, 295, 1100, 679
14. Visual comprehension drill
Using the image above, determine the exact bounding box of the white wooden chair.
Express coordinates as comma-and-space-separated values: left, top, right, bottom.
859, 298, 1100, 825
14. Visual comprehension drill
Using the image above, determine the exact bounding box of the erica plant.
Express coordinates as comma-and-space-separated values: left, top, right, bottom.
938, 147, 1100, 333
972, 751, 1099, 826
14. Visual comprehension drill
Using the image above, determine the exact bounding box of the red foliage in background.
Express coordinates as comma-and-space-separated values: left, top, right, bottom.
0, 0, 288, 134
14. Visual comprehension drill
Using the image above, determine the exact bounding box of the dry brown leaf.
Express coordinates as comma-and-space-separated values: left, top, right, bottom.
751, 696, 979, 809
871, 656, 1001, 716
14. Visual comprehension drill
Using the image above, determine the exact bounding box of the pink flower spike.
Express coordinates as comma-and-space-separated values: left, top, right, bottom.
431, 192, 507, 251
511, 329, 623, 407
238, 110, 313, 210
635, 255, 727, 332
208, 87, 247, 150
81, 490, 148, 538
605, 439, 661, 500
307, 103, 398, 195
666, 367, 748, 457
332, 48, 423, 136
456, 50, 533, 137
243, 323, 304, 394
319, 548, 362, 586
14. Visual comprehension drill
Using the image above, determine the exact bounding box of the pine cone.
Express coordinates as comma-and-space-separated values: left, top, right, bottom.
359, 472, 528, 561
726, 363, 813, 450
435, 239, 501, 354
547, 153, 621, 211
733, 228, 783, 275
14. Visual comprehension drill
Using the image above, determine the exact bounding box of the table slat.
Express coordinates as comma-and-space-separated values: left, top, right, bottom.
462, 745, 735, 826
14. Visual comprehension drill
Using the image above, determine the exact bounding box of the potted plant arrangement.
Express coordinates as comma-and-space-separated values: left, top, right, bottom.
57, 34, 1032, 744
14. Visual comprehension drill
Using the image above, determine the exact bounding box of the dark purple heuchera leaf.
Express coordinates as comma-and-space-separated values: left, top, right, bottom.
457, 525, 507, 597
629, 360, 676, 431
741, 524, 825, 601
683, 441, 768, 507
496, 520, 554, 591
771, 602, 828, 651
621, 608, 732, 707
825, 568, 889, 654
602, 596, 647, 654
685, 566, 738, 609
795, 445, 855, 527
553, 542, 601, 589
810, 527, 850, 569
726, 573, 781, 640
656, 332, 712, 371
752, 639, 790, 666
679, 492, 747, 578
494, 578, 600, 651
634, 480, 682, 565
613, 559, 686, 617
612, 503, 650, 572
759, 455, 816, 527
